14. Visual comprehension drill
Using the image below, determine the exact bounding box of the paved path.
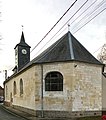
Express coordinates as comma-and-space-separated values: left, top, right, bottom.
0, 104, 27, 120
0, 104, 76, 120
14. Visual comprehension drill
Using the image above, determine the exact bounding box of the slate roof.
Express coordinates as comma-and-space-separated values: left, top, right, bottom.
4, 31, 103, 83
14, 31, 31, 49
29, 31, 102, 65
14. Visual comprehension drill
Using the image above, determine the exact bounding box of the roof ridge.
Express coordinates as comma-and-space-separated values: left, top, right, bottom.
68, 32, 74, 59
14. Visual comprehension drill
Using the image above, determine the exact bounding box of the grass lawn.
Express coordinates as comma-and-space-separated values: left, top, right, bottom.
76, 116, 101, 120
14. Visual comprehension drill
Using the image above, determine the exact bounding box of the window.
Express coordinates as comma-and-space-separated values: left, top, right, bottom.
20, 79, 23, 95
13, 81, 16, 95
45, 71, 63, 91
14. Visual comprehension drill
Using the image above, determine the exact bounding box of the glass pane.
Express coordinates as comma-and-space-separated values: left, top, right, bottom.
50, 72, 58, 78
45, 72, 63, 91
51, 83, 58, 91
45, 83, 50, 91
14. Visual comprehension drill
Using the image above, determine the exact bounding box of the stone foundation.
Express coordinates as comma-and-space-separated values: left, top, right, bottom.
36, 110, 101, 118
12, 105, 36, 116
4, 104, 102, 118
3, 101, 11, 107
102, 109, 106, 115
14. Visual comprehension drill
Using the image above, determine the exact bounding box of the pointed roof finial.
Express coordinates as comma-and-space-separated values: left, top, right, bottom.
21, 25, 24, 31
68, 24, 70, 32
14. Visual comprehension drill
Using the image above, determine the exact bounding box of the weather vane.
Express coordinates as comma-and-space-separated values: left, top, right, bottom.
21, 25, 24, 31
68, 24, 70, 32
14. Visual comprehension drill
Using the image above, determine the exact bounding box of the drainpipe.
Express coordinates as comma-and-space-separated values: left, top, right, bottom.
41, 64, 44, 117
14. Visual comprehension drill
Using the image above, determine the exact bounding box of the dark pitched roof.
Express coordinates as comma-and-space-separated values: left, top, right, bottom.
13, 31, 102, 75
29, 31, 102, 65
4, 31, 103, 83
14, 31, 31, 49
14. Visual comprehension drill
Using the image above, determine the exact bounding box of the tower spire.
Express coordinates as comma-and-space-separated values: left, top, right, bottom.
20, 31, 25, 43
14, 27, 31, 71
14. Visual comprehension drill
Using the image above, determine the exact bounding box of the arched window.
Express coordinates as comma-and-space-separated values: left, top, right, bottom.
13, 81, 16, 95
45, 71, 63, 91
20, 79, 23, 95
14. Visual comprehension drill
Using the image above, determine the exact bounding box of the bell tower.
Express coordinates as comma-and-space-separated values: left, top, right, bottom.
14, 31, 31, 71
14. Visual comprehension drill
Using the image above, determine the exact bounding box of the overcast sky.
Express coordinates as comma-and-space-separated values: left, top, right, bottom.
0, 0, 106, 87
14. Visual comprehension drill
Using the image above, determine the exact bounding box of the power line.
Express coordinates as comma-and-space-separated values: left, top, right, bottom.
33, 27, 67, 58
31, 0, 105, 59
31, 0, 89, 58
50, 0, 88, 38
31, 0, 78, 53
70, 0, 98, 25
72, 0, 106, 32
73, 7, 106, 34
93, 45, 103, 54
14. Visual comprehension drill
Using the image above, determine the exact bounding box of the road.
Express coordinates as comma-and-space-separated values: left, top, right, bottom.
0, 104, 27, 120
0, 104, 77, 120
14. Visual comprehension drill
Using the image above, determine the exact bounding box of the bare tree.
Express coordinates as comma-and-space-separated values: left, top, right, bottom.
97, 44, 106, 64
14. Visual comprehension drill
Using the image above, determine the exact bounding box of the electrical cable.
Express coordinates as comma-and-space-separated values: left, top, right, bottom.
49, 0, 88, 39
33, 27, 67, 58
73, 7, 106, 34
32, 0, 106, 59
31, 0, 89, 59
93, 45, 103, 54
30, 0, 78, 53
72, 0, 106, 31
70, 0, 98, 25
34, 1, 106, 59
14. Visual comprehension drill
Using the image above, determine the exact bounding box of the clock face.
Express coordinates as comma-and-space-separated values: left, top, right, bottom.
22, 49, 27, 54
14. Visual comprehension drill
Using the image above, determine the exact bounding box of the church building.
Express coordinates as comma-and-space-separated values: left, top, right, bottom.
4, 31, 104, 118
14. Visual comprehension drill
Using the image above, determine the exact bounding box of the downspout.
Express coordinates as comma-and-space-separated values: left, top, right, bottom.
41, 64, 44, 117
3, 82, 5, 105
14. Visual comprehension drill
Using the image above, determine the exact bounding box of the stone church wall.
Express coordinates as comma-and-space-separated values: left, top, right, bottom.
4, 61, 102, 117
34, 61, 102, 117
35, 62, 74, 111
102, 74, 106, 114
72, 62, 102, 111
4, 66, 36, 110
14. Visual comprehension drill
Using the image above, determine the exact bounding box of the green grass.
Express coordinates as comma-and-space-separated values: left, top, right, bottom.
76, 116, 101, 120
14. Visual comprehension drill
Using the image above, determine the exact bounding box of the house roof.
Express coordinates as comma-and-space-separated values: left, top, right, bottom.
14, 31, 31, 49
29, 31, 102, 65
